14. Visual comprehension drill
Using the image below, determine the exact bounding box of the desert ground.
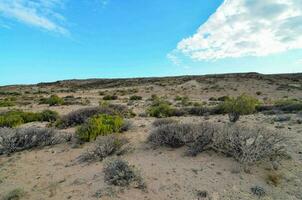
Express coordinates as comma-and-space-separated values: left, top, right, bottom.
0, 73, 302, 200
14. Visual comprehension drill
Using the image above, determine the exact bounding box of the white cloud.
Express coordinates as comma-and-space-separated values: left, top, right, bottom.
0, 0, 68, 35
174, 0, 302, 60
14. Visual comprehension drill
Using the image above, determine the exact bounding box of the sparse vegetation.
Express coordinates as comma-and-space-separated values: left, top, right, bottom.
0, 127, 70, 155
76, 114, 125, 142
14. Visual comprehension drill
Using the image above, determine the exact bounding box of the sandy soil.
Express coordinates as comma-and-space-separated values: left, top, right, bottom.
0, 74, 302, 199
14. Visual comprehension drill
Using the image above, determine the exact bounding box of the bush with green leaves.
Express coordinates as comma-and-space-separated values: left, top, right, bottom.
39, 95, 64, 106
129, 95, 142, 101
0, 110, 59, 128
147, 100, 175, 118
103, 95, 118, 101
76, 114, 125, 142
0, 98, 16, 107
2, 188, 25, 200
57, 105, 134, 129
222, 94, 260, 122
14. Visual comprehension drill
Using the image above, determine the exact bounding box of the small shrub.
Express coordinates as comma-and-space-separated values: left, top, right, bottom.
129, 95, 142, 101
186, 106, 209, 116
152, 118, 177, 127
103, 95, 118, 101
266, 172, 283, 186
39, 95, 64, 106
103, 159, 145, 188
0, 114, 23, 128
77, 135, 127, 163
0, 127, 70, 155
256, 91, 262, 96
2, 188, 24, 200
217, 96, 230, 102
148, 123, 213, 148
76, 114, 124, 142
147, 100, 174, 118
39, 110, 59, 122
0, 98, 16, 107
222, 94, 260, 122
251, 186, 265, 197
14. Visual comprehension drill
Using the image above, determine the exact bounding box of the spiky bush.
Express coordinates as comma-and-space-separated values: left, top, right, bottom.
76, 114, 124, 142
77, 135, 128, 163
148, 122, 287, 165
148, 123, 213, 148
0, 127, 70, 155
152, 118, 177, 127
212, 124, 286, 165
222, 94, 260, 122
103, 159, 145, 188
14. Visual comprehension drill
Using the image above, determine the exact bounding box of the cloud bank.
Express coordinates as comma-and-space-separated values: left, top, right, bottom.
175, 0, 302, 60
0, 0, 68, 35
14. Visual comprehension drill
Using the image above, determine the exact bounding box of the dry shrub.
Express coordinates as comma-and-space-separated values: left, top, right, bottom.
103, 159, 145, 189
0, 127, 70, 155
152, 118, 177, 127
148, 122, 287, 165
212, 124, 287, 165
77, 135, 128, 163
148, 122, 214, 148
57, 107, 105, 128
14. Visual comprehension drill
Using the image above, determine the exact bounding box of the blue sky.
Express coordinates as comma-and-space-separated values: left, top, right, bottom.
0, 0, 302, 85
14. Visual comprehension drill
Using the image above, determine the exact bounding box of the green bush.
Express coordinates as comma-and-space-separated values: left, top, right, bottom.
39, 95, 64, 106
103, 95, 118, 101
39, 110, 59, 122
76, 114, 124, 142
0, 110, 59, 128
0, 114, 24, 128
147, 100, 174, 118
0, 98, 16, 107
129, 95, 142, 101
222, 94, 260, 122
2, 188, 24, 200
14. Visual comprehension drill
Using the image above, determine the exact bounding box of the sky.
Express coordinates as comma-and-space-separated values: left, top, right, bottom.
0, 0, 302, 85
